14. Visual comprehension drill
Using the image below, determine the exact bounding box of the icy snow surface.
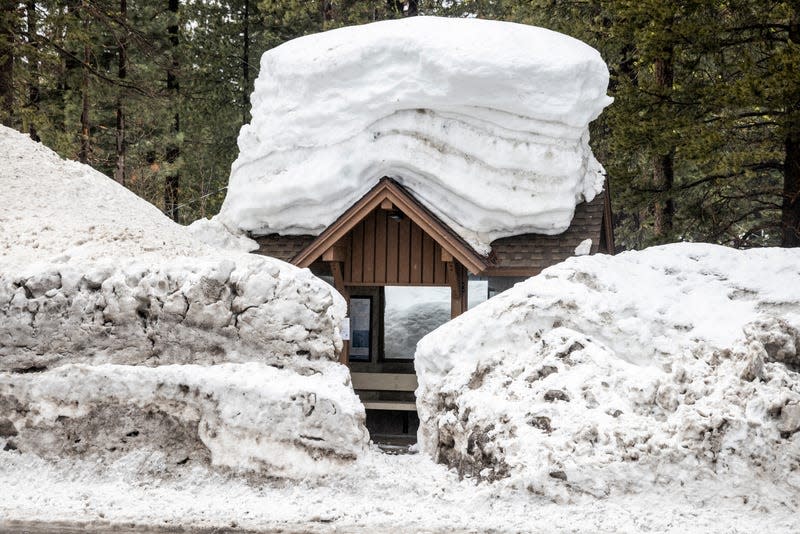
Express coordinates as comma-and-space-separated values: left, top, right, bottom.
219, 17, 612, 254
0, 124, 367, 476
416, 243, 800, 501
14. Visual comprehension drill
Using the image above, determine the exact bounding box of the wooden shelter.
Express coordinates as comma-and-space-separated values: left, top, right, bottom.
252, 177, 613, 413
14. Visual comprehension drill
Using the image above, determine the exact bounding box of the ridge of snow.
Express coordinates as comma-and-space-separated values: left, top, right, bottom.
219, 17, 613, 254
415, 243, 800, 499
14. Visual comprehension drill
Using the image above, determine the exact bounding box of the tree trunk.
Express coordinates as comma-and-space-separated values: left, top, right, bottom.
114, 0, 127, 185
652, 54, 675, 239
782, 130, 800, 246
26, 0, 40, 141
0, 0, 15, 124
781, 13, 800, 246
78, 1, 90, 164
164, 0, 180, 221
241, 0, 249, 126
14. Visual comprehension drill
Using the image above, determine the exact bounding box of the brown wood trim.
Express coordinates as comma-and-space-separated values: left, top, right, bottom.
329, 262, 347, 296
445, 261, 460, 298
293, 178, 490, 274
450, 262, 467, 318
363, 213, 376, 283
322, 244, 347, 262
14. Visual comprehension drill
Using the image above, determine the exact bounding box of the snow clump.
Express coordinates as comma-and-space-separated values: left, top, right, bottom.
219, 17, 613, 254
415, 243, 800, 500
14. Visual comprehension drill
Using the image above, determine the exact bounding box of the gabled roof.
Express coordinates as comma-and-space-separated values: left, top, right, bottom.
293, 178, 491, 274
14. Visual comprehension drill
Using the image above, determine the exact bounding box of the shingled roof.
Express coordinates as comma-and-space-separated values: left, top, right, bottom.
251, 181, 613, 277
486, 191, 612, 276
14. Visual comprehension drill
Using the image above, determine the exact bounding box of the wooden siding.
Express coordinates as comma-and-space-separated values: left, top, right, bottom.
342, 208, 452, 286
252, 188, 613, 276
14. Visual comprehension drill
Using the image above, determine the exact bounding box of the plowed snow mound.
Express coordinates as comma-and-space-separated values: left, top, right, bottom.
0, 125, 367, 475
415, 243, 800, 499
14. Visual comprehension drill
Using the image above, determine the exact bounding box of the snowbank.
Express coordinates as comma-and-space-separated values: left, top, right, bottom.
1, 255, 344, 370
1, 362, 365, 478
0, 124, 367, 475
415, 243, 800, 499
220, 17, 612, 253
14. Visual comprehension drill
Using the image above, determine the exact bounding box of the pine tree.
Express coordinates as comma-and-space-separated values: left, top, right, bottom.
0, 0, 17, 124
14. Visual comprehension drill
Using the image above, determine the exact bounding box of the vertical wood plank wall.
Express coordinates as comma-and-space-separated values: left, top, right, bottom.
342, 208, 454, 286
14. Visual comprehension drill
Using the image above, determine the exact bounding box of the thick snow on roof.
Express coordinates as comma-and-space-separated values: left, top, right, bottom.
415, 243, 800, 499
219, 17, 612, 254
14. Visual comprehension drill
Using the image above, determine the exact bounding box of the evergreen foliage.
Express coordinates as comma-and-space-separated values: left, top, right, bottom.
0, 0, 797, 248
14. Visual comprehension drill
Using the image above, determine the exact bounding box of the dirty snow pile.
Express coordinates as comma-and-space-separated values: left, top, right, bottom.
0, 124, 367, 477
415, 243, 800, 500
219, 17, 613, 254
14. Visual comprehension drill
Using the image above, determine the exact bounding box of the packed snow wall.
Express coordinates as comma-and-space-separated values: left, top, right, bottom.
415, 243, 800, 499
219, 17, 613, 254
0, 125, 368, 477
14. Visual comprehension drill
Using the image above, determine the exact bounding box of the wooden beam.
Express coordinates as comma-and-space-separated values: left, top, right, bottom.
329, 261, 347, 298
445, 261, 460, 297
380, 199, 394, 210
322, 244, 347, 262
441, 249, 453, 262
449, 262, 467, 318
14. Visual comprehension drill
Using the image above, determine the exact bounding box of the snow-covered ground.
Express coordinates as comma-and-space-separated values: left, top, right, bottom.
416, 243, 800, 504
2, 438, 798, 533
219, 17, 612, 253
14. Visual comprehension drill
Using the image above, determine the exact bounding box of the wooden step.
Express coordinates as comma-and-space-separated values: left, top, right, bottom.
351, 372, 418, 392
362, 399, 417, 411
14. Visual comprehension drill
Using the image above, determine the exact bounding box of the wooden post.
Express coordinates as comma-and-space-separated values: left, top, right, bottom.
446, 261, 468, 318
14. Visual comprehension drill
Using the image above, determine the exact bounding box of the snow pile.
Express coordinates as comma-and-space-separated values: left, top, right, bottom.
220, 17, 612, 253
415, 243, 800, 499
1, 363, 364, 478
0, 255, 344, 370
0, 124, 367, 475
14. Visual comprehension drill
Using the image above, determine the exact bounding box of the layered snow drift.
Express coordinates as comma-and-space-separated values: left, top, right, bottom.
220, 17, 613, 254
0, 124, 367, 475
415, 243, 800, 499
